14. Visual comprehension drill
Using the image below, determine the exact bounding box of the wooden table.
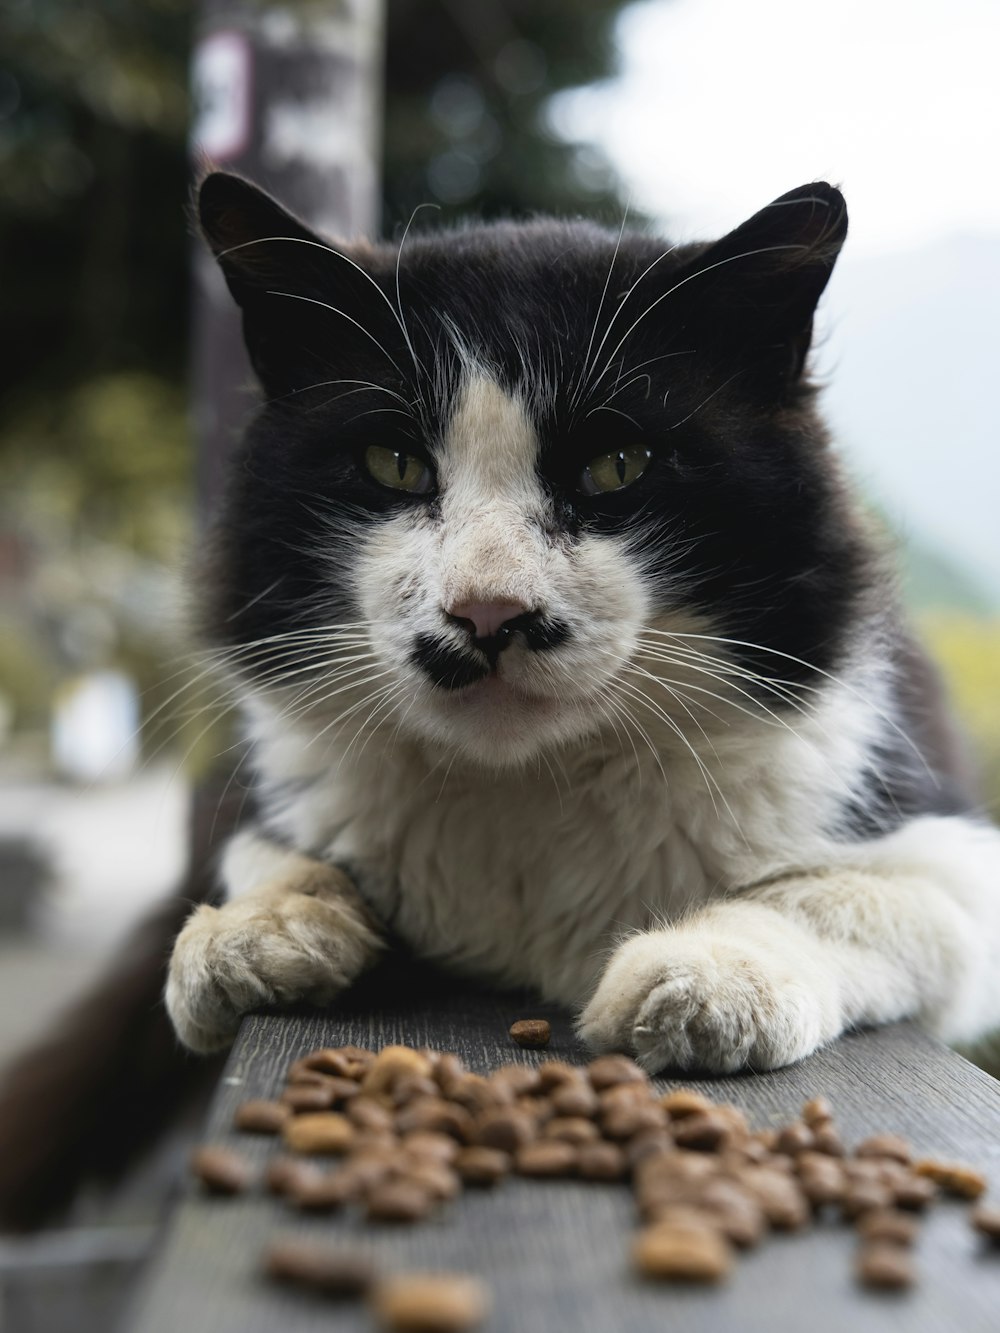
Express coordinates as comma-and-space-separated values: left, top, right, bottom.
129, 971, 1000, 1332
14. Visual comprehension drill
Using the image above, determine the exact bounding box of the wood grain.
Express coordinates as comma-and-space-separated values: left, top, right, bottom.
129, 975, 1000, 1332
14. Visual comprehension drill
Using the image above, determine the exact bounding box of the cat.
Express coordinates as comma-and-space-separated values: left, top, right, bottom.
164, 171, 1000, 1074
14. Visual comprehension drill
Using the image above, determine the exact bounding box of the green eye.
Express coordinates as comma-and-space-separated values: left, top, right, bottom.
364, 445, 434, 494
580, 444, 652, 495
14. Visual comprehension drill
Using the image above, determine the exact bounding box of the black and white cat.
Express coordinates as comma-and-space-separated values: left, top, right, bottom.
166, 172, 1000, 1073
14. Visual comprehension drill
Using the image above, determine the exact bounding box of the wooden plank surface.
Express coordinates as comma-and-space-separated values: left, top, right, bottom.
128, 970, 1000, 1333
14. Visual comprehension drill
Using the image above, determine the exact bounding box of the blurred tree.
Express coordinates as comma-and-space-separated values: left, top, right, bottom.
0, 0, 638, 747
0, 0, 633, 429
383, 0, 631, 226
0, 0, 192, 403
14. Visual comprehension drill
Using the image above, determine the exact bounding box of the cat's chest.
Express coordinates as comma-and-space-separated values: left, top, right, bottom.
250, 696, 859, 999
308, 750, 740, 1001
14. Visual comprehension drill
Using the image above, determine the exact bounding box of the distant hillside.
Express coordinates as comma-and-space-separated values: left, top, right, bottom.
898, 534, 995, 615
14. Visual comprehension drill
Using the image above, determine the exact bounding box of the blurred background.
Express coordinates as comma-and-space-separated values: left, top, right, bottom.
0, 0, 996, 1290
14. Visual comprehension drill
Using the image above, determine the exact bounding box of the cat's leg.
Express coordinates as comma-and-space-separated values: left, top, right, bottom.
578, 816, 1000, 1073
165, 830, 384, 1053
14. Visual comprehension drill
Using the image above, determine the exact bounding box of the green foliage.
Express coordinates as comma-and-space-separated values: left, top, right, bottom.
3, 372, 191, 558
903, 541, 995, 616
919, 614, 1000, 819
0, 0, 640, 753
384, 0, 634, 226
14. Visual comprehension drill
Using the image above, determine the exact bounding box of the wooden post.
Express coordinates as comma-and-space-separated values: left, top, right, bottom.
190, 0, 384, 518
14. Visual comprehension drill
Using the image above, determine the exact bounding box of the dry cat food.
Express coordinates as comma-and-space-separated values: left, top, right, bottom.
632, 1221, 733, 1282
371, 1274, 492, 1332
971, 1203, 1000, 1242
192, 1039, 997, 1311
263, 1237, 376, 1295
190, 1144, 257, 1195
508, 1018, 552, 1049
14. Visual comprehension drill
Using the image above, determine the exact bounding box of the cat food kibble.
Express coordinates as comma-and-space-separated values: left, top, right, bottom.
290, 1170, 358, 1211
514, 1139, 578, 1177
263, 1238, 376, 1294
577, 1140, 627, 1181
632, 1221, 734, 1282
472, 1106, 534, 1153
913, 1159, 987, 1199
801, 1095, 834, 1126
971, 1203, 1000, 1241
282, 1112, 355, 1155
200, 1040, 994, 1303
454, 1146, 511, 1186
362, 1046, 435, 1099
856, 1243, 915, 1290
508, 1018, 551, 1049
660, 1088, 714, 1118
233, 1098, 290, 1134
366, 1178, 435, 1223
857, 1209, 920, 1246
190, 1145, 255, 1194
855, 1133, 911, 1164
403, 1130, 461, 1164
281, 1082, 339, 1113
371, 1274, 491, 1332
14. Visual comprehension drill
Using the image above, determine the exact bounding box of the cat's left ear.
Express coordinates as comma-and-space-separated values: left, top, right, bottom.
685, 181, 847, 388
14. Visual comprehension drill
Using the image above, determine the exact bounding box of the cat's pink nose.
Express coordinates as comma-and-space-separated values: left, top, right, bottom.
447, 600, 530, 640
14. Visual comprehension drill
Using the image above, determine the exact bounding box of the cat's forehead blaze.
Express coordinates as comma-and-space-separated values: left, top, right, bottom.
437, 374, 539, 501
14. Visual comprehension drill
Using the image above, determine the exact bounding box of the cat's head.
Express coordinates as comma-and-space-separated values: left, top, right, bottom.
200, 173, 869, 769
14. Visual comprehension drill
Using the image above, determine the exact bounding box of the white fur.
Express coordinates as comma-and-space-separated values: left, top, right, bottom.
348, 373, 649, 766
167, 366, 1000, 1067
166, 841, 383, 1052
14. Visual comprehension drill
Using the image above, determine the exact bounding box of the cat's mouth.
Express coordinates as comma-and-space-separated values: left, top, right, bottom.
455, 669, 551, 705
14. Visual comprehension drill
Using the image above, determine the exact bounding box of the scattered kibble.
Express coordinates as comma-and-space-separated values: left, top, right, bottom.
856, 1243, 915, 1290
366, 1178, 435, 1223
282, 1111, 355, 1155
263, 1238, 376, 1295
971, 1203, 1000, 1241
857, 1208, 920, 1247
370, 1273, 491, 1332
913, 1159, 987, 1200
632, 1221, 734, 1282
190, 1145, 255, 1195
198, 1038, 994, 1307
232, 1098, 290, 1134
508, 1018, 552, 1049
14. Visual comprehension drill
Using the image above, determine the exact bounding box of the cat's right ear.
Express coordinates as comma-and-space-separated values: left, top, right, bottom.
197, 172, 376, 396
198, 171, 333, 301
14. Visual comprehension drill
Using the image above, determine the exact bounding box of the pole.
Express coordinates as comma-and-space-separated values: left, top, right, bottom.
190, 0, 384, 517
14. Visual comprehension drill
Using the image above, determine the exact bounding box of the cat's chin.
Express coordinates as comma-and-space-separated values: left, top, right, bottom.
416, 673, 591, 769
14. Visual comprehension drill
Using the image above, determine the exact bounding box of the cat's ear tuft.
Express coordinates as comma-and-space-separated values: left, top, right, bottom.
688, 181, 848, 389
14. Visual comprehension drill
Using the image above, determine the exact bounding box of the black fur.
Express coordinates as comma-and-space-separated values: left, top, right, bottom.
197, 172, 973, 836
411, 634, 489, 690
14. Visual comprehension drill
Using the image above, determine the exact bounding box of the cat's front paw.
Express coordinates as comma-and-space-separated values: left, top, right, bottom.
578, 926, 841, 1074
165, 876, 381, 1054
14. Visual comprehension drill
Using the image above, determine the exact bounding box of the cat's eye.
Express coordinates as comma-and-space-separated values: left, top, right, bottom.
579, 444, 652, 495
364, 445, 434, 494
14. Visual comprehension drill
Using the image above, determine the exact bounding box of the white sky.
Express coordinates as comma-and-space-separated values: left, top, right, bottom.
551, 0, 1000, 598
554, 0, 1000, 256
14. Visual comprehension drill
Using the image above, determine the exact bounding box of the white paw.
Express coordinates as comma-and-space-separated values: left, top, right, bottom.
578, 925, 840, 1074
165, 875, 381, 1054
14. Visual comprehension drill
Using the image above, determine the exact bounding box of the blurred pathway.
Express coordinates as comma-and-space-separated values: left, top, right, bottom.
0, 767, 189, 1062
